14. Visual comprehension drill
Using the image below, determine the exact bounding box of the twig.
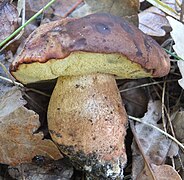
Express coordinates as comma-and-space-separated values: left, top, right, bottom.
130, 120, 157, 180
180, 0, 184, 22
161, 81, 167, 132
22, 0, 26, 26
63, 0, 83, 17
25, 88, 50, 97
119, 79, 178, 93
164, 106, 176, 168
0, 75, 23, 87
0, 30, 24, 52
0, 75, 51, 97
0, 62, 20, 86
23, 93, 46, 112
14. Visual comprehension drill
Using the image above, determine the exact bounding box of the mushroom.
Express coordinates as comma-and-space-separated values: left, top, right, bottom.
10, 13, 170, 179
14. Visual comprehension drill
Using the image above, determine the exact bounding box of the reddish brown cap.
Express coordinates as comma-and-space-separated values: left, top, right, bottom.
10, 13, 170, 83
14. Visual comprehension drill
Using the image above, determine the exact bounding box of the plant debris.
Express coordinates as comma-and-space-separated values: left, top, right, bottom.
0, 87, 62, 166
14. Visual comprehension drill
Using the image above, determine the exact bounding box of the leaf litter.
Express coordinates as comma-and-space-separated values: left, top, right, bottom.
0, 87, 62, 166
130, 100, 181, 180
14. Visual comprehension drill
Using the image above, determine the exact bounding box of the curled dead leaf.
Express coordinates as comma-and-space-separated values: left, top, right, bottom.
139, 6, 170, 36
0, 87, 62, 166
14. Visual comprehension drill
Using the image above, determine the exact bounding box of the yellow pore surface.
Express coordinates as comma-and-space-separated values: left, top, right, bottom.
12, 51, 152, 84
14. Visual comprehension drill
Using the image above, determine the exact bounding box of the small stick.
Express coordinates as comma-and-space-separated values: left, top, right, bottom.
161, 81, 167, 132
63, 0, 83, 17
0, 62, 20, 86
119, 79, 178, 93
180, 0, 184, 22
0, 75, 23, 87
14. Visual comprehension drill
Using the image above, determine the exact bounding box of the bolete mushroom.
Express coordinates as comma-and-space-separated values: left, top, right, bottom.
10, 13, 170, 179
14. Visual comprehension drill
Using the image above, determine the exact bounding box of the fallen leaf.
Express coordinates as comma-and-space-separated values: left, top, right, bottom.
137, 164, 182, 180
136, 163, 156, 180
70, 0, 139, 25
139, 0, 184, 36
131, 100, 179, 179
0, 87, 26, 118
139, 6, 170, 36
0, 1, 19, 42
0, 87, 62, 166
25, 0, 82, 19
166, 16, 184, 89
151, 164, 182, 180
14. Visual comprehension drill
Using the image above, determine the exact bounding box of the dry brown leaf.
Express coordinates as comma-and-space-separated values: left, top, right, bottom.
137, 164, 182, 180
0, 1, 19, 42
151, 164, 182, 180
0, 87, 62, 166
0, 87, 27, 117
136, 163, 156, 180
139, 6, 169, 36
131, 100, 179, 179
71, 0, 139, 25
25, 0, 82, 19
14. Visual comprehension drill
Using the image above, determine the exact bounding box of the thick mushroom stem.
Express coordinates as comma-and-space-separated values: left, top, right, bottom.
48, 73, 127, 178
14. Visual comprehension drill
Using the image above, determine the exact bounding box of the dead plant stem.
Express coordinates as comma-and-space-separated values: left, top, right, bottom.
161, 81, 167, 132
119, 79, 178, 93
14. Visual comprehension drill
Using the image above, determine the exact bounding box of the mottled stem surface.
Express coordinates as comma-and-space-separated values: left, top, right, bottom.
48, 73, 127, 178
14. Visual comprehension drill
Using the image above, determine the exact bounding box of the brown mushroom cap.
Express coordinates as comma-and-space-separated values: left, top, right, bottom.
10, 13, 170, 84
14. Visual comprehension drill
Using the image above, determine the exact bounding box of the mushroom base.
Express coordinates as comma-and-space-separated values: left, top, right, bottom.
48, 73, 127, 179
